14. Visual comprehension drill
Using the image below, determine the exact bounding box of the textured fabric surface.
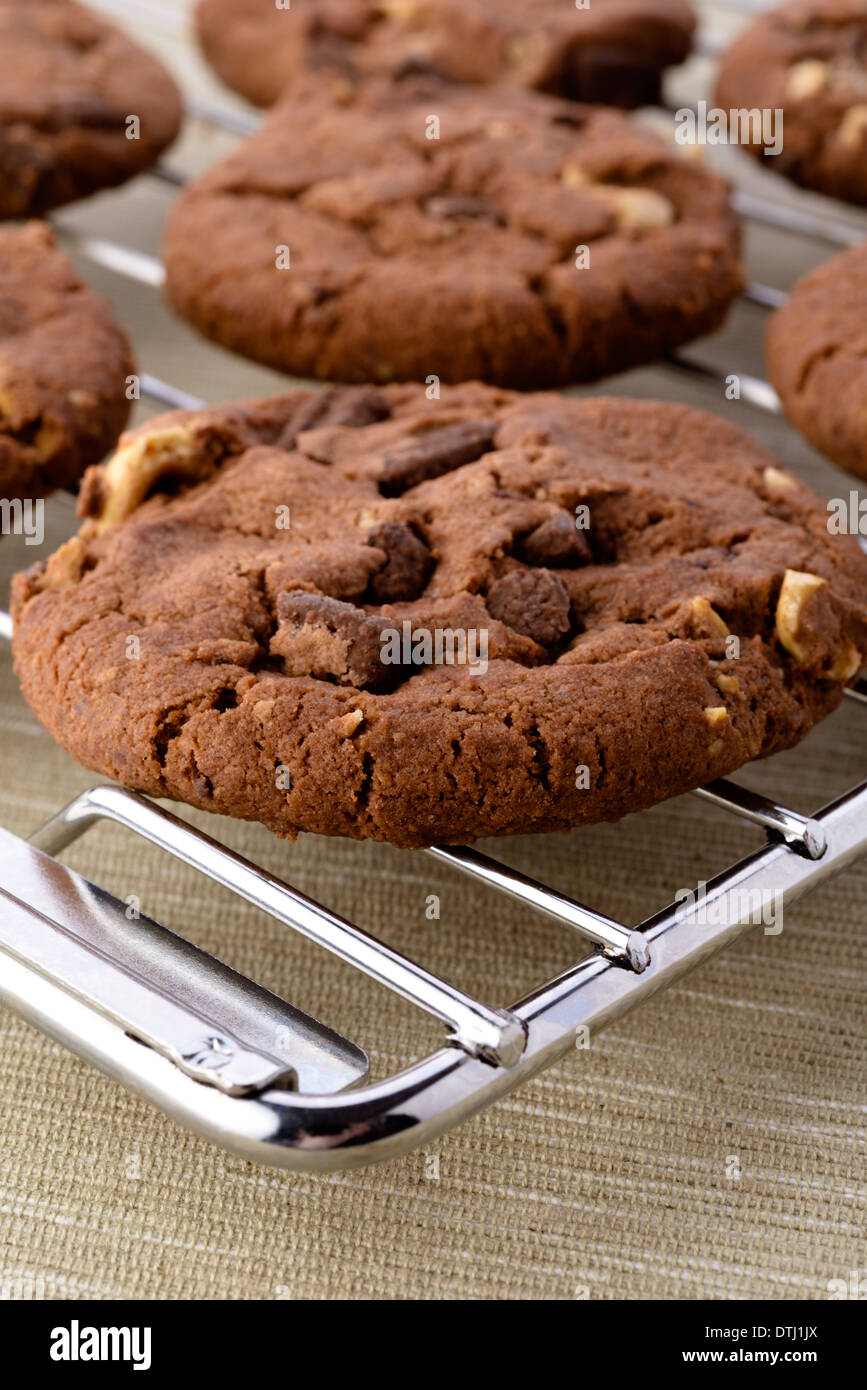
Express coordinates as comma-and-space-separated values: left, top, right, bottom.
0, 0, 865, 1301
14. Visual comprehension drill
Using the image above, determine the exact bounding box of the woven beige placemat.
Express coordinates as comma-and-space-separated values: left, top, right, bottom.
0, 0, 865, 1302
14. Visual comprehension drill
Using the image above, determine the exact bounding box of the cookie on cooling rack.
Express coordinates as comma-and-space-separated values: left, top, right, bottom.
766, 244, 867, 481
0, 222, 134, 500
163, 78, 742, 389
716, 0, 867, 205
0, 0, 182, 218
195, 0, 695, 110
11, 385, 867, 848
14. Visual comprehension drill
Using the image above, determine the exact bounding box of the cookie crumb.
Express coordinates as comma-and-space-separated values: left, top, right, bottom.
337, 708, 365, 739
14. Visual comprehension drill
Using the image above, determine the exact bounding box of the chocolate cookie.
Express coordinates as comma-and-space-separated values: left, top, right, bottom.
195, 0, 695, 110
766, 244, 867, 481
716, 0, 867, 205
164, 79, 742, 389
12, 385, 867, 848
0, 0, 182, 217
0, 221, 134, 500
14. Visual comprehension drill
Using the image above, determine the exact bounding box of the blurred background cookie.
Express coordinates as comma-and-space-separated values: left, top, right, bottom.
163, 78, 742, 388
0, 0, 182, 217
195, 0, 696, 110
766, 243, 867, 481
0, 221, 134, 499
716, 0, 867, 205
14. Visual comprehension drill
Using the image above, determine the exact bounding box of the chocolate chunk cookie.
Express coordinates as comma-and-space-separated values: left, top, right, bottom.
0, 0, 182, 217
716, 0, 867, 205
195, 0, 696, 110
164, 79, 742, 389
13, 385, 867, 849
766, 244, 867, 481
0, 222, 134, 499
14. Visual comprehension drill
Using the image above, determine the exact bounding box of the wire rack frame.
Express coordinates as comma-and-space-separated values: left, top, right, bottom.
0, 4, 865, 1169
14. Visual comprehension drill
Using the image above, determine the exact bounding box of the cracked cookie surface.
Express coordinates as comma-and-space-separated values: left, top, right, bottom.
0, 0, 182, 217
716, 0, 867, 205
164, 78, 742, 389
766, 244, 867, 481
12, 384, 867, 848
0, 222, 134, 498
195, 0, 695, 110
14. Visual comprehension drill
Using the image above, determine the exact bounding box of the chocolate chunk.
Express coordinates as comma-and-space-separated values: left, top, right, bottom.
487, 568, 572, 646
272, 590, 400, 690
424, 194, 505, 224
569, 50, 664, 108
307, 34, 359, 82
76, 467, 110, 520
390, 58, 443, 83
518, 515, 591, 567
366, 522, 434, 603
49, 94, 122, 130
380, 421, 496, 495
277, 386, 390, 450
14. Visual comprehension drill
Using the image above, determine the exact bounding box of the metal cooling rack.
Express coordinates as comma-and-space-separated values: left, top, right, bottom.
0, 0, 865, 1170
